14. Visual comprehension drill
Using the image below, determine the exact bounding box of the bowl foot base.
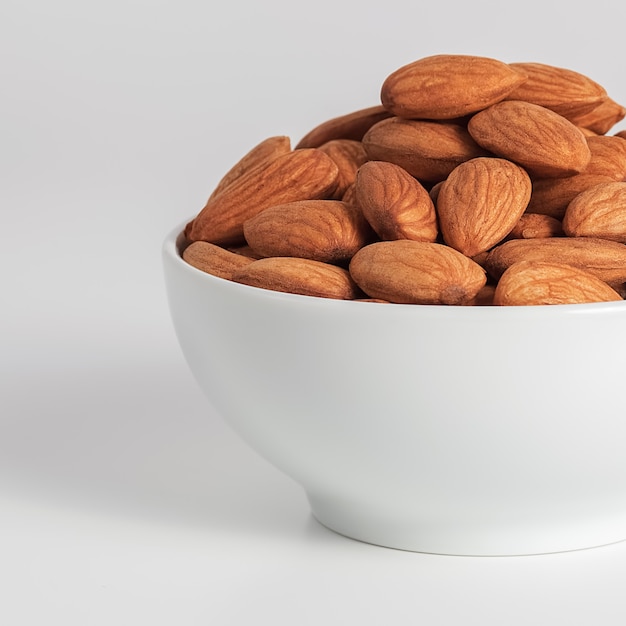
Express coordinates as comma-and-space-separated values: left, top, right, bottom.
307, 492, 626, 556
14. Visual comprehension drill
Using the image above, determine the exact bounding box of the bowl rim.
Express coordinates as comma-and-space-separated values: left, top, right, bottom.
163, 220, 626, 317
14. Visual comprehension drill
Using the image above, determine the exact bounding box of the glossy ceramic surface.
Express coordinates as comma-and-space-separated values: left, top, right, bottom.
163, 222, 626, 555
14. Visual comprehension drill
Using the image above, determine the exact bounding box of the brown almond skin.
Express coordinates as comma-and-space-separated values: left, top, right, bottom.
231, 257, 360, 300
362, 117, 489, 183
437, 157, 532, 257
613, 282, 626, 299
485, 237, 626, 285
182, 241, 255, 280
429, 181, 444, 205
317, 139, 369, 198
225, 244, 264, 259
187, 149, 339, 246
207, 136, 291, 201
563, 181, 626, 243
470, 251, 490, 268
468, 100, 591, 178
578, 126, 598, 138
295, 105, 392, 149
243, 200, 373, 263
504, 62, 606, 119
467, 283, 497, 306
354, 161, 438, 242
341, 182, 357, 206
583, 135, 626, 180
526, 174, 615, 219
507, 213, 564, 240
380, 54, 527, 120
349, 240, 487, 305
494, 261, 623, 305
569, 97, 626, 134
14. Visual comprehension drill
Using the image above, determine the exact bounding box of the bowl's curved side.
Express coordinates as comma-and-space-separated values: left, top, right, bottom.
163, 224, 626, 555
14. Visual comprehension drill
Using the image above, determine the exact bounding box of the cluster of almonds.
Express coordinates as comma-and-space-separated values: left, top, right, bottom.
180, 54, 626, 305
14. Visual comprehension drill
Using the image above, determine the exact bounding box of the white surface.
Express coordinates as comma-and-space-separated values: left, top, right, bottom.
3, 0, 626, 623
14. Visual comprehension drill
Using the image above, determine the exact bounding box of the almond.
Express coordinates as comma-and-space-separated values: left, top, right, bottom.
380, 54, 527, 119
504, 62, 606, 119
468, 100, 591, 178
341, 182, 357, 206
207, 136, 291, 201
583, 135, 626, 180
485, 237, 626, 285
437, 157, 532, 257
231, 257, 360, 300
225, 244, 264, 259
507, 213, 564, 239
563, 181, 626, 243
568, 96, 626, 134
182, 241, 255, 279
242, 200, 373, 263
317, 139, 369, 198
295, 104, 392, 149
493, 260, 623, 305
187, 148, 339, 246
470, 251, 490, 268
467, 283, 496, 306
354, 161, 438, 242
362, 117, 488, 183
429, 181, 444, 205
349, 240, 487, 304
525, 174, 615, 219
578, 126, 598, 138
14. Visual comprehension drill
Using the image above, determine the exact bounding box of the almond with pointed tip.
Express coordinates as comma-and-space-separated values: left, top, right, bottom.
468, 100, 591, 178
578, 126, 598, 138
187, 148, 339, 246
494, 260, 623, 305
182, 241, 255, 279
349, 240, 486, 304
354, 161, 438, 242
207, 136, 291, 201
362, 117, 489, 183
563, 181, 626, 243
243, 200, 373, 263
295, 105, 392, 149
380, 54, 527, 120
317, 139, 369, 198
485, 237, 626, 285
437, 157, 531, 257
526, 173, 615, 219
569, 97, 626, 134
504, 62, 606, 119
583, 135, 626, 180
231, 257, 360, 300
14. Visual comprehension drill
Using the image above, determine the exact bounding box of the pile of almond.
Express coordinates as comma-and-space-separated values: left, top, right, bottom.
181, 54, 626, 305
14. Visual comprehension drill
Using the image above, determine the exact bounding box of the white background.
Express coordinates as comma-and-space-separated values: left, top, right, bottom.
3, 1, 626, 624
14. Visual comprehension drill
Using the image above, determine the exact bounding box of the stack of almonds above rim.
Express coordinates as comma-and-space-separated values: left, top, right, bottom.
181, 54, 626, 306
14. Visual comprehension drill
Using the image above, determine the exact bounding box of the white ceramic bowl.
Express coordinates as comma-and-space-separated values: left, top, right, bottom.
163, 222, 626, 555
